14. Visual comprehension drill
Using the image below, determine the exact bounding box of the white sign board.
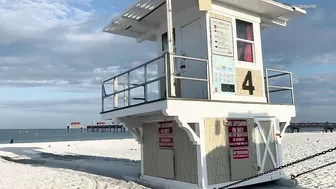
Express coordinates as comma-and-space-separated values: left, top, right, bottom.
212, 55, 235, 94
210, 18, 233, 57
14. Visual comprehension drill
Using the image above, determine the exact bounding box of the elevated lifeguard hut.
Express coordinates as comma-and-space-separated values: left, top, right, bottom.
101, 0, 306, 188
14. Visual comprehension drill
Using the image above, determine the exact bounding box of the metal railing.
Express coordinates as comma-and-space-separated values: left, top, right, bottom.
101, 57, 294, 112
172, 55, 209, 99
101, 53, 166, 112
101, 53, 209, 112
264, 68, 295, 104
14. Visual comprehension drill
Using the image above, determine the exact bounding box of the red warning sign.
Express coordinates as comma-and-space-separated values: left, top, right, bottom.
233, 149, 249, 159
158, 121, 174, 148
228, 119, 249, 147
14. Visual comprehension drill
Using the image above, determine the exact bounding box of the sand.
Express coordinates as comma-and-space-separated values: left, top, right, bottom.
0, 133, 335, 189
281, 133, 336, 189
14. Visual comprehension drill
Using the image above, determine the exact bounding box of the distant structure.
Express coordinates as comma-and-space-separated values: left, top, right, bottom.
67, 121, 127, 132
287, 122, 335, 133
86, 123, 126, 132
67, 122, 84, 132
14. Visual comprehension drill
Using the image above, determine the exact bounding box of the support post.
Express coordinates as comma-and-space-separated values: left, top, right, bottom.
144, 65, 148, 102
123, 84, 127, 106
101, 81, 105, 112
290, 72, 295, 104
165, 53, 169, 98
113, 78, 118, 108
166, 0, 175, 97
127, 72, 131, 106
265, 70, 270, 103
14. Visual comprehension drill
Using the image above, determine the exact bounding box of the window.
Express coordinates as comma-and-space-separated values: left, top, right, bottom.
161, 29, 176, 53
236, 19, 254, 63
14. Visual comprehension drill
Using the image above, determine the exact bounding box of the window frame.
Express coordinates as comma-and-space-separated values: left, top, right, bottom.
235, 19, 256, 64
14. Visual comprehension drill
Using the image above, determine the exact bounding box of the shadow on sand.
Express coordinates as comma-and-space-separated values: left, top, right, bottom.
0, 146, 310, 189
0, 146, 141, 180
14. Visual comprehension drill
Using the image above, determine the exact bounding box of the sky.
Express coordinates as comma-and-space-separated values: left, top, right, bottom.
0, 0, 334, 129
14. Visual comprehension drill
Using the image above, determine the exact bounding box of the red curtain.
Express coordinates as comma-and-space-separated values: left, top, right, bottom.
244, 25, 253, 62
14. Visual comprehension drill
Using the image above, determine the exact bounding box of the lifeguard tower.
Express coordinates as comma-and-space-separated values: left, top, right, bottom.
101, 0, 306, 188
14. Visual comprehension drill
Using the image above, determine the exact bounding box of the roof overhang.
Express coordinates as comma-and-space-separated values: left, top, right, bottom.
215, 0, 306, 29
103, 0, 197, 43
103, 0, 306, 42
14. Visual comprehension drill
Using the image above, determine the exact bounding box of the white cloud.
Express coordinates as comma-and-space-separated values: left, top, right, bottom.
0, 0, 156, 89
1, 0, 334, 128
0, 79, 70, 85
0, 0, 94, 29
310, 10, 325, 21
0, 55, 43, 64
310, 53, 336, 64
0, 0, 158, 128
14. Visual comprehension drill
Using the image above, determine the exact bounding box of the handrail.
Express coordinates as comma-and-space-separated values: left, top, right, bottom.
265, 69, 294, 104
101, 53, 210, 112
172, 54, 209, 99
105, 77, 163, 98
103, 53, 298, 112
266, 68, 292, 74
102, 53, 168, 111
173, 75, 208, 82
103, 53, 167, 83
173, 55, 208, 62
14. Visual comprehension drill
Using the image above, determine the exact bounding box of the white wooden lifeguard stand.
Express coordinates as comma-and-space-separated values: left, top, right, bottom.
101, 0, 306, 188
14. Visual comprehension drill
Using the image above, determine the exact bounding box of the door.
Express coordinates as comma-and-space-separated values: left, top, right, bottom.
179, 19, 207, 99
254, 118, 279, 173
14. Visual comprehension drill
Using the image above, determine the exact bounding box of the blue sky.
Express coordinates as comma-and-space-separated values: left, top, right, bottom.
0, 0, 334, 129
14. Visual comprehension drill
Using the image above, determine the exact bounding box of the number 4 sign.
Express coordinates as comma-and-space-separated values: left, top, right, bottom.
242, 71, 255, 95
236, 68, 263, 97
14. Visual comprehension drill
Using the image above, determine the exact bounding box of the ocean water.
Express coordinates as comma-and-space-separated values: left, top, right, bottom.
0, 129, 134, 144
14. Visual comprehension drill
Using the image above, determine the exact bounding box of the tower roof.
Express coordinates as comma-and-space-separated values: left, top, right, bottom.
103, 0, 306, 42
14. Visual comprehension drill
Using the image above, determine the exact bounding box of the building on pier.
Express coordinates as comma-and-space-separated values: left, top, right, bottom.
67, 122, 85, 132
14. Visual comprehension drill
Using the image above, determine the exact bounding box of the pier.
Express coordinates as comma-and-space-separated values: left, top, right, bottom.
287, 122, 336, 133
86, 125, 126, 132
67, 122, 126, 132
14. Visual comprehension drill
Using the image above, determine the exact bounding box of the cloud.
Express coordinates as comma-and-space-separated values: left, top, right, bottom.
260, 1, 336, 122
0, 97, 99, 109
0, 0, 93, 43
262, 0, 336, 68
0, 0, 160, 128
291, 72, 336, 121
0, 0, 157, 90
0, 97, 102, 128
0, 0, 335, 128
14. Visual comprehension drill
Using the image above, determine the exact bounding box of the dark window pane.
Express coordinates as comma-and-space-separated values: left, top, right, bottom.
161, 29, 176, 52
236, 19, 254, 41
237, 41, 253, 62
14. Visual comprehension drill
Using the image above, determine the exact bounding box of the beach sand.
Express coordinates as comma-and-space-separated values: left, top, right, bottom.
0, 133, 335, 189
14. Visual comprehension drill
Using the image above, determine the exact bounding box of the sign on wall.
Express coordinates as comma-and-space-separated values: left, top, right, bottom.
210, 17, 233, 57
233, 149, 249, 159
235, 68, 264, 97
158, 121, 174, 148
212, 55, 236, 94
227, 119, 249, 147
